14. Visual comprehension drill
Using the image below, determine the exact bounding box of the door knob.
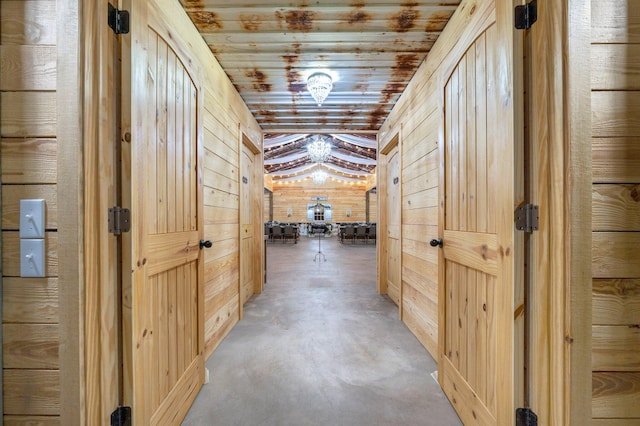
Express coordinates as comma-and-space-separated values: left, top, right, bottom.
199, 240, 213, 249
429, 238, 443, 248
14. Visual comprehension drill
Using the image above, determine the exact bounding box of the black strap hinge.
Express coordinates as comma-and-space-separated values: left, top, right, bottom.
515, 204, 539, 232
515, 0, 538, 30
110, 406, 131, 426
108, 3, 130, 34
516, 408, 538, 426
108, 206, 131, 235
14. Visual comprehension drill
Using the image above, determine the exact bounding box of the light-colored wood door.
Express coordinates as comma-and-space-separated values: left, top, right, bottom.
124, 1, 205, 423
437, 1, 522, 424
386, 145, 401, 306
240, 141, 257, 312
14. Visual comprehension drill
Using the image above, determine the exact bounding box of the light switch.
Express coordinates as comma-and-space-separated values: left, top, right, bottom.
20, 199, 45, 239
20, 239, 45, 277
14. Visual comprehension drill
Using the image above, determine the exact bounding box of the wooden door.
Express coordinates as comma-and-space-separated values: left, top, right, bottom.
240, 141, 258, 313
124, 1, 204, 423
437, 1, 522, 424
385, 145, 401, 306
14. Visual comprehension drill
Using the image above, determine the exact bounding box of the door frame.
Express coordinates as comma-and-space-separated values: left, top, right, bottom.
525, 1, 592, 423
239, 132, 264, 319
82, 0, 122, 423
377, 132, 402, 317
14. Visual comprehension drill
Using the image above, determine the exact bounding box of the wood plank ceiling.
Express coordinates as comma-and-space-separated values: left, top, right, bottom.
178, 0, 461, 133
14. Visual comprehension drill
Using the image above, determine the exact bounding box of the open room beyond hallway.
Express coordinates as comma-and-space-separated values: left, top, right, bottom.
183, 236, 461, 425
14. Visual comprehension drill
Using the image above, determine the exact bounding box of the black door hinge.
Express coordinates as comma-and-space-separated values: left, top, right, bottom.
516, 408, 538, 426
111, 406, 132, 426
515, 204, 539, 232
515, 0, 538, 30
108, 3, 130, 34
108, 206, 131, 235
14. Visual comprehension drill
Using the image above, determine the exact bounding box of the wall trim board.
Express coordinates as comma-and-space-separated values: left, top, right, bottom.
567, 0, 593, 423
58, 0, 84, 423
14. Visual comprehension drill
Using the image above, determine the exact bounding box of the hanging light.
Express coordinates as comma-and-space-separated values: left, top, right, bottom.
306, 72, 333, 106
312, 168, 328, 185
307, 136, 331, 163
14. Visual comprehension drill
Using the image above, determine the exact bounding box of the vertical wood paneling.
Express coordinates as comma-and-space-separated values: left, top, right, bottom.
156, 38, 168, 235
592, 0, 640, 421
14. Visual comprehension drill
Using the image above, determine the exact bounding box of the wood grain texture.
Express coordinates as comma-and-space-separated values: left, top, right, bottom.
0, 45, 56, 90
592, 372, 640, 418
56, 0, 83, 422
593, 184, 640, 231
2, 277, 58, 323
0, 0, 57, 45
3, 370, 60, 416
3, 323, 59, 369
592, 91, 640, 138
592, 325, 640, 371
592, 44, 640, 91
1, 138, 57, 183
591, 1, 639, 421
592, 232, 640, 278
593, 421, 640, 426
272, 180, 368, 223
591, 0, 640, 43
592, 138, 640, 183
593, 279, 640, 325
3, 416, 61, 426
0, 91, 56, 137
1, 184, 57, 229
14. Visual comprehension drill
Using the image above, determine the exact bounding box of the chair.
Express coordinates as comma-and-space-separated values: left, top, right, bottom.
355, 225, 368, 243
264, 224, 272, 242
271, 225, 283, 243
368, 224, 376, 243
283, 225, 296, 244
343, 226, 355, 244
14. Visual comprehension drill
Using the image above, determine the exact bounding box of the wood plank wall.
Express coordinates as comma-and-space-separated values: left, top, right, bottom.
272, 180, 370, 224
591, 1, 640, 422
198, 57, 262, 358
378, 79, 440, 356
0, 0, 61, 422
131, 2, 262, 363
378, 0, 493, 360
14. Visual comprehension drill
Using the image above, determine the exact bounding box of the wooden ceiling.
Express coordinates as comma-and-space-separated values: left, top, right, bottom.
263, 133, 377, 182
179, 0, 461, 132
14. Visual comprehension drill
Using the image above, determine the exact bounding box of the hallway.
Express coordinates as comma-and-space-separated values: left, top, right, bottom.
183, 235, 461, 425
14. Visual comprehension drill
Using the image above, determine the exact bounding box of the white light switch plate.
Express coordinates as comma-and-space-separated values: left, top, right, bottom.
20, 239, 45, 277
20, 199, 45, 238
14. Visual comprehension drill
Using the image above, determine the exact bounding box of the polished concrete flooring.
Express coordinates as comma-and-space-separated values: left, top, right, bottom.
183, 235, 462, 426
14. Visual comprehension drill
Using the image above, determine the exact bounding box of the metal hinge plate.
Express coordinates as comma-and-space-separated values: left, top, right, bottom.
108, 3, 130, 34
108, 207, 130, 235
516, 408, 538, 426
515, 0, 538, 30
516, 204, 539, 232
110, 406, 132, 426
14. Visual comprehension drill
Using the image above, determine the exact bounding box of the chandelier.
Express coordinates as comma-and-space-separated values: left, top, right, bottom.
306, 72, 333, 106
307, 137, 331, 163
311, 169, 328, 185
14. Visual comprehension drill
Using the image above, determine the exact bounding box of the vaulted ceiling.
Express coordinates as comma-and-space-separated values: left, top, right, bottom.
179, 0, 461, 132
263, 133, 377, 183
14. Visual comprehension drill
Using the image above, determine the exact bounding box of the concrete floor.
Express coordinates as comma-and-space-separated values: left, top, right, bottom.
183, 235, 462, 426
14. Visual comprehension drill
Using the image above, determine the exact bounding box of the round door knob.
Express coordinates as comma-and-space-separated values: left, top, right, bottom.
199, 240, 213, 249
430, 238, 443, 248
